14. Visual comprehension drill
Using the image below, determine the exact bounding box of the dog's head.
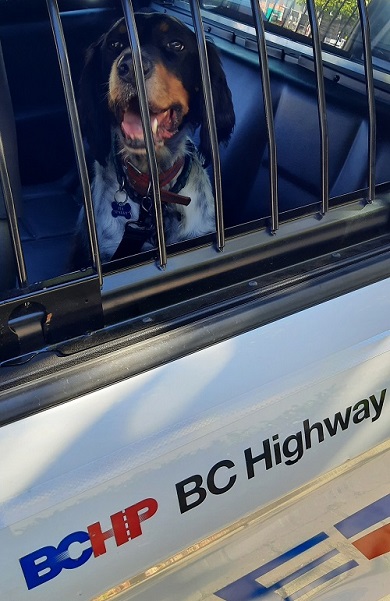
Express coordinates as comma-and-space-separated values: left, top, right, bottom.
79, 12, 235, 167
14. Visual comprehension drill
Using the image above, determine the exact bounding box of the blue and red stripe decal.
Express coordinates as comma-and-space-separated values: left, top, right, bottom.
335, 493, 390, 560
215, 494, 390, 600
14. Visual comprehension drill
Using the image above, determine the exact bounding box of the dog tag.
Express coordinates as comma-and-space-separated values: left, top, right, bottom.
111, 200, 132, 219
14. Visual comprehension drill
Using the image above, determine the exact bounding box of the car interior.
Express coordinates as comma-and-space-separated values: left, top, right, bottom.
1, 0, 390, 288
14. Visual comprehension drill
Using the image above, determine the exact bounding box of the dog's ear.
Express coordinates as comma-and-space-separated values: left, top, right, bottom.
199, 41, 235, 166
79, 37, 111, 166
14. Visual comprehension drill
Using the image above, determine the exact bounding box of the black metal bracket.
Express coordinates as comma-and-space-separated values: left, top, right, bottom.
0, 274, 104, 363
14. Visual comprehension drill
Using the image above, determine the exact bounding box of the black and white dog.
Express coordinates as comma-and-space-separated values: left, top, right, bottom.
75, 12, 235, 264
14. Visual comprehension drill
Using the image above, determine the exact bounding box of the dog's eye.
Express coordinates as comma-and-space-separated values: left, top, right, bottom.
109, 40, 125, 52
166, 40, 185, 52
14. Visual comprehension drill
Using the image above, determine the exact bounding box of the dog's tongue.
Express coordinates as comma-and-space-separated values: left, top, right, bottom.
121, 111, 144, 140
121, 109, 175, 142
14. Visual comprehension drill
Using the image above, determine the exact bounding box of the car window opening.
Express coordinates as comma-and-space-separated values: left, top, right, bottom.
0, 0, 389, 364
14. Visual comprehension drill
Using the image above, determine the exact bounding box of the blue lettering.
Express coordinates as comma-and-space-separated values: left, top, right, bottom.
19, 545, 62, 590
19, 531, 92, 590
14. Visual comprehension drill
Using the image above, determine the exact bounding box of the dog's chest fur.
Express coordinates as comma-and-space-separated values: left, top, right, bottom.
90, 144, 215, 261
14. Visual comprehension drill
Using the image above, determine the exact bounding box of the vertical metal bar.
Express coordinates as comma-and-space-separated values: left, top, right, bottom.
46, 0, 103, 285
250, 0, 279, 233
121, 0, 167, 269
356, 0, 376, 203
0, 147, 28, 287
306, 0, 329, 215
188, 0, 225, 250
0, 42, 28, 287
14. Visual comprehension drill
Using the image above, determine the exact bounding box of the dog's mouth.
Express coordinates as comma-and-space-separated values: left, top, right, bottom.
119, 101, 183, 151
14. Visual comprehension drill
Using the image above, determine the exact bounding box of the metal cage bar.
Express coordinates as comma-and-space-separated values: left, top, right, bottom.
250, 0, 279, 233
46, 0, 103, 285
306, 0, 329, 215
0, 145, 28, 288
356, 0, 376, 203
121, 0, 167, 269
188, 0, 225, 250
0, 39, 28, 288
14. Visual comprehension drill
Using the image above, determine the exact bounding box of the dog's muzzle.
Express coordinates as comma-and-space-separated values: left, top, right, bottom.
109, 49, 189, 151
117, 51, 153, 85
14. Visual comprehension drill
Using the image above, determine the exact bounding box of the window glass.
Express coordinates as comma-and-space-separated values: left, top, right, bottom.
198, 0, 390, 73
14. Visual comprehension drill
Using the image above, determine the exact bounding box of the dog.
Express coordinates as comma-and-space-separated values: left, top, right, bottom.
74, 12, 235, 264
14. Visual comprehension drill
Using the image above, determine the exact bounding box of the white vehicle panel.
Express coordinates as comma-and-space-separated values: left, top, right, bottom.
1, 278, 390, 600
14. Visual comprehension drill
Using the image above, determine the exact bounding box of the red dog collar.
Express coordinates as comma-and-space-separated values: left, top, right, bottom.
124, 157, 192, 206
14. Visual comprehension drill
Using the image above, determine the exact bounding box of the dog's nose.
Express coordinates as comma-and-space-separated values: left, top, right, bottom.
117, 52, 153, 84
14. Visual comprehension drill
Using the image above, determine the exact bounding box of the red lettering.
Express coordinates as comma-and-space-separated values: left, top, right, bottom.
110, 511, 130, 547
87, 497, 158, 557
123, 498, 158, 539
87, 522, 114, 557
